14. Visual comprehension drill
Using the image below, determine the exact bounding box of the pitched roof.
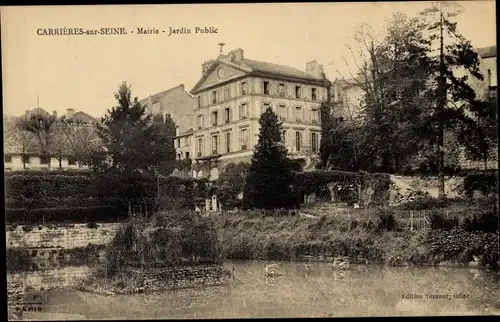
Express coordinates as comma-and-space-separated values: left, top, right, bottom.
191, 53, 325, 94
242, 58, 321, 80
477, 46, 496, 59
140, 84, 185, 105
176, 128, 194, 137
68, 111, 98, 124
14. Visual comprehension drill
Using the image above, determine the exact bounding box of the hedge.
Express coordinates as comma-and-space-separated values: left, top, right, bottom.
5, 171, 210, 220
292, 170, 391, 204
5, 206, 122, 225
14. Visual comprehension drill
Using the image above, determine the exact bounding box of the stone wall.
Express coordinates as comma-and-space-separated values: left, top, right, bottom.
126, 265, 227, 293
6, 223, 120, 249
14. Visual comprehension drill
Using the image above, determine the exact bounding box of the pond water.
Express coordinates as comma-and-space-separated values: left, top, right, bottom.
9, 260, 500, 319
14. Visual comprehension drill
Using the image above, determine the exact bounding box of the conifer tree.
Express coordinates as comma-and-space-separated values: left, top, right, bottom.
242, 107, 295, 209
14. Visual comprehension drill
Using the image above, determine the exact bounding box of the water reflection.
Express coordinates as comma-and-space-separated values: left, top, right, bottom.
7, 260, 500, 319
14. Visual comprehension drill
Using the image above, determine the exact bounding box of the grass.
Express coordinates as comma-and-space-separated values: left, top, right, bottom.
212, 204, 499, 269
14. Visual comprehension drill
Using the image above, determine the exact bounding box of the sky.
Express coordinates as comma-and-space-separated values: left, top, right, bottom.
1, 1, 496, 118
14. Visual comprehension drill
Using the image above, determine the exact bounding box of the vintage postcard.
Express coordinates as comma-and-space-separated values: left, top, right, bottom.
2, 1, 499, 320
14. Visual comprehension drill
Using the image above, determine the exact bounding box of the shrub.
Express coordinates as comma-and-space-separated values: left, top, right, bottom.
429, 212, 459, 230
463, 170, 498, 198
377, 210, 397, 231
461, 210, 498, 233
398, 194, 450, 210
101, 211, 222, 275
292, 170, 391, 205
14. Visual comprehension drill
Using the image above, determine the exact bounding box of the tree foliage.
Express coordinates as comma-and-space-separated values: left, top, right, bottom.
242, 107, 296, 209
213, 162, 250, 209
96, 82, 176, 173
322, 4, 493, 180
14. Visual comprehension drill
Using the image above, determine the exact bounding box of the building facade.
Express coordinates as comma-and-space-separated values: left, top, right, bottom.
139, 84, 196, 135
176, 48, 330, 181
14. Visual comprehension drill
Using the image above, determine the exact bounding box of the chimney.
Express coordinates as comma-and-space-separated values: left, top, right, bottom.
52, 110, 57, 118
229, 48, 244, 63
180, 84, 185, 90
306, 60, 323, 78
202, 59, 215, 75
66, 108, 75, 118
487, 69, 492, 87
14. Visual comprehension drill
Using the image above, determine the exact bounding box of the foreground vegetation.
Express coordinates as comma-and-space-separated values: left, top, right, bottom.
212, 206, 499, 270
79, 211, 226, 294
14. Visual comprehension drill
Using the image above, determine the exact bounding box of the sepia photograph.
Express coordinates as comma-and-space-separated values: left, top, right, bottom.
2, 1, 498, 320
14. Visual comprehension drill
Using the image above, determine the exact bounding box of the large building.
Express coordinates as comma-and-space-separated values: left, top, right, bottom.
4, 108, 99, 171
175, 48, 331, 180
139, 84, 196, 135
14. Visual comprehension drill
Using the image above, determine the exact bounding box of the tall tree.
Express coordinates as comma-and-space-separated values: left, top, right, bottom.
337, 13, 432, 173
420, 1, 485, 198
150, 113, 177, 176
97, 82, 176, 173
4, 116, 36, 169
242, 107, 295, 209
18, 113, 57, 170
60, 118, 104, 167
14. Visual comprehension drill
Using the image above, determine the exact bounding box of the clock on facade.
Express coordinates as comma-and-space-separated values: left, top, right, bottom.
217, 67, 225, 79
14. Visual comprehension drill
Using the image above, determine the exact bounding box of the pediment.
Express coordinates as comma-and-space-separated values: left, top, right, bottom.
191, 61, 250, 94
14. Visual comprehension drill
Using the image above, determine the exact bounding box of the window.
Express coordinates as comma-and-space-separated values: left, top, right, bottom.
311, 88, 317, 101
279, 104, 287, 120
311, 108, 319, 123
224, 87, 231, 100
278, 83, 286, 97
197, 115, 204, 129
184, 136, 190, 147
241, 81, 248, 95
177, 153, 181, 160
295, 106, 302, 121
311, 132, 318, 153
40, 155, 50, 165
185, 152, 190, 159
22, 154, 30, 164
225, 132, 231, 153
197, 96, 202, 108
197, 138, 203, 156
295, 86, 301, 98
212, 135, 219, 155
295, 131, 302, 152
240, 129, 248, 150
263, 81, 270, 95
261, 103, 271, 114
224, 108, 231, 123
240, 103, 248, 119
4, 155, 12, 163
68, 157, 77, 165
282, 130, 287, 145
177, 139, 181, 148
212, 91, 217, 104
212, 111, 218, 126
